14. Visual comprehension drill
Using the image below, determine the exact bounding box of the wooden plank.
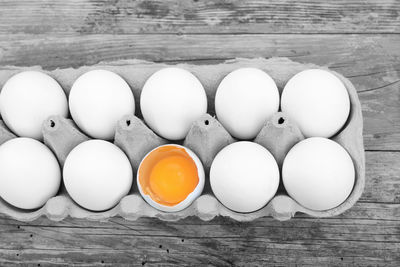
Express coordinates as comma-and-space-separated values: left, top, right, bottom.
0, 207, 398, 265
361, 152, 400, 203
0, 2, 397, 266
0, 0, 399, 34
0, 151, 398, 265
361, 88, 400, 151
1, 34, 399, 86
0, 33, 399, 151
0, 205, 398, 266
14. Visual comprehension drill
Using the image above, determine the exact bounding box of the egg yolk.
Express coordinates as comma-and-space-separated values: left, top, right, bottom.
138, 145, 199, 206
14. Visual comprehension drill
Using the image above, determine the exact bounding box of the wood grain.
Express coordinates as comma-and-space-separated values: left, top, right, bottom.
0, 0, 399, 265
0, 209, 399, 266
0, 0, 399, 34
361, 152, 399, 203
2, 33, 400, 71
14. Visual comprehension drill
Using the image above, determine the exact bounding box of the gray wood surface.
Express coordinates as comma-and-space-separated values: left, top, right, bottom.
0, 0, 399, 34
0, 0, 399, 266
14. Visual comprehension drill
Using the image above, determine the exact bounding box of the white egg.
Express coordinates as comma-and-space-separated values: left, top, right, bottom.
69, 70, 135, 140
0, 71, 68, 140
282, 137, 355, 211
215, 68, 280, 139
210, 141, 279, 213
63, 140, 133, 211
137, 144, 205, 212
140, 68, 207, 140
281, 69, 350, 138
0, 138, 61, 209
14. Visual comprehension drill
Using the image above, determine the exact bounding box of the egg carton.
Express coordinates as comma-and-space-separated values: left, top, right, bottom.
0, 57, 365, 222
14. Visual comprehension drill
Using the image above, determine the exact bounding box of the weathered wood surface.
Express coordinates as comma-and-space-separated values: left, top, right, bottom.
0, 0, 399, 266
0, 0, 400, 34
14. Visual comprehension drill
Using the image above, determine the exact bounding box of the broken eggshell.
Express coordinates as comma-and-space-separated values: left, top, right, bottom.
136, 144, 205, 213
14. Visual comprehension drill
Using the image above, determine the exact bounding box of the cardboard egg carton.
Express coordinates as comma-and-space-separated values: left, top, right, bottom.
0, 57, 365, 221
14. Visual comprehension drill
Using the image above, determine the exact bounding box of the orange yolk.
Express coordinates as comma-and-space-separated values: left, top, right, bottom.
138, 145, 199, 206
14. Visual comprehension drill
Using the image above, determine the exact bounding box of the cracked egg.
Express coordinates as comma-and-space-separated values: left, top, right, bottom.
137, 144, 205, 212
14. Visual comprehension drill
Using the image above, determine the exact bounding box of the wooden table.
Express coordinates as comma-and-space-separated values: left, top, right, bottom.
0, 1, 399, 265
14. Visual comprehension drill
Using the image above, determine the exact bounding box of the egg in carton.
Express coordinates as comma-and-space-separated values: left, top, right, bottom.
0, 57, 365, 221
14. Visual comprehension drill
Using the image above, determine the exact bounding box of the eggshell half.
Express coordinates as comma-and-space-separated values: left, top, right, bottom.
137, 144, 205, 212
